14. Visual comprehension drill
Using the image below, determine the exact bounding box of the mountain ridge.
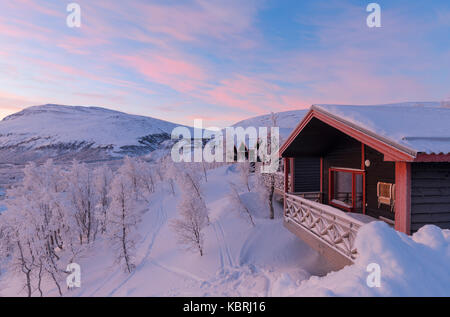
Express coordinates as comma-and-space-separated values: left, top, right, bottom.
0, 104, 182, 165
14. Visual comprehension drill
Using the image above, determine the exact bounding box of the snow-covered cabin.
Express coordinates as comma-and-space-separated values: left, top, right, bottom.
279, 103, 450, 267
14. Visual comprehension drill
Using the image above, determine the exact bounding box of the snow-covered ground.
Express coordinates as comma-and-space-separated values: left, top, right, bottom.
0, 165, 449, 297
0, 165, 330, 296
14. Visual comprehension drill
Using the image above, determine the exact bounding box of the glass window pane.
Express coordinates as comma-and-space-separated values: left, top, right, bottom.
355, 174, 363, 212
333, 171, 353, 206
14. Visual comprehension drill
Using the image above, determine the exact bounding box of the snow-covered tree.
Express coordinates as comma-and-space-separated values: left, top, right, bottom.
107, 165, 142, 273
93, 164, 113, 234
162, 157, 178, 196
119, 156, 155, 201
120, 156, 140, 199
256, 112, 280, 220
135, 159, 156, 199
3, 160, 68, 296
170, 161, 209, 256
238, 161, 251, 192
178, 162, 204, 201
170, 192, 208, 256
65, 160, 99, 244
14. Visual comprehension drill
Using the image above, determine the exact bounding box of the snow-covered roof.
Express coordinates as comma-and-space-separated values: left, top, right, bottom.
313, 102, 450, 155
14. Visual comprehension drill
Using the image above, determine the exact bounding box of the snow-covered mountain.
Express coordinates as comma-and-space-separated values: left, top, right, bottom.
0, 104, 183, 164
233, 110, 308, 140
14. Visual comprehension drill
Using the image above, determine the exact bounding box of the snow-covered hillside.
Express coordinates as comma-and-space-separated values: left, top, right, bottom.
0, 104, 182, 164
233, 110, 308, 140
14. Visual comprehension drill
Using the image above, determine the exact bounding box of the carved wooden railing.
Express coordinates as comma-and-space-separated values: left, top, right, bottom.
284, 193, 365, 261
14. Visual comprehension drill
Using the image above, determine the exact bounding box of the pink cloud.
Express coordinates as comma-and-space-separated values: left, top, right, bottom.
9, 0, 63, 18
197, 75, 293, 114
116, 52, 209, 93
89, 0, 260, 44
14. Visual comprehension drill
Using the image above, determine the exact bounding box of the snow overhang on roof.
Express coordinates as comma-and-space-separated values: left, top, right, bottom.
280, 102, 450, 162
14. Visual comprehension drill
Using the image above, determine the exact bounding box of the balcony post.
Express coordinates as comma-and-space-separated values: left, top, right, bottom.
395, 161, 411, 235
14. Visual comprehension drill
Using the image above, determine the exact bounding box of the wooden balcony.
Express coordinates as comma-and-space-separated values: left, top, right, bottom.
284, 193, 374, 269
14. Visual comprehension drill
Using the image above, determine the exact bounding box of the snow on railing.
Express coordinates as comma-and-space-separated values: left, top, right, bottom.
284, 193, 365, 261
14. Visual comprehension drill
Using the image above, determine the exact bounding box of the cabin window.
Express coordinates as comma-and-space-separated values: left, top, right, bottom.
329, 168, 364, 213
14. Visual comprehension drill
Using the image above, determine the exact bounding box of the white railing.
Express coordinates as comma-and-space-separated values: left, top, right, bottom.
284, 193, 365, 261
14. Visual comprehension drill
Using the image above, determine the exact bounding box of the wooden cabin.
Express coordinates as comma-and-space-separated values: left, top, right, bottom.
278, 104, 450, 268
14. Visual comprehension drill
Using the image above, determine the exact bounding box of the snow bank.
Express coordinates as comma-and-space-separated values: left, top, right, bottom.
287, 222, 450, 296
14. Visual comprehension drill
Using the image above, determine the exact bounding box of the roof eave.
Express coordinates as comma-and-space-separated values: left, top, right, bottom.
280, 105, 417, 162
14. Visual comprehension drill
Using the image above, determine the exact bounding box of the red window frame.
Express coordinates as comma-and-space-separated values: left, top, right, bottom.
328, 167, 366, 213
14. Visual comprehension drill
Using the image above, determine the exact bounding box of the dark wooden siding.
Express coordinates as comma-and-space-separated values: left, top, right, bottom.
364, 146, 395, 221
322, 134, 361, 205
411, 163, 450, 232
294, 157, 320, 192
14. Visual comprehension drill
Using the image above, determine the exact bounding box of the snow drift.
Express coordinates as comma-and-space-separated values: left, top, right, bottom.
285, 222, 450, 297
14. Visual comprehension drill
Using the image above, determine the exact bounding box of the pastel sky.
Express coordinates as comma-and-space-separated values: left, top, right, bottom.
0, 0, 449, 127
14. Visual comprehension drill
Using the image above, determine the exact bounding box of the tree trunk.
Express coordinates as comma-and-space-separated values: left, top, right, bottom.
37, 262, 43, 297
17, 241, 32, 297
121, 197, 132, 273
269, 175, 275, 220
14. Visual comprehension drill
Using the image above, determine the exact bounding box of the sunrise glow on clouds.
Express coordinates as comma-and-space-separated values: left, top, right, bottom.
0, 0, 449, 126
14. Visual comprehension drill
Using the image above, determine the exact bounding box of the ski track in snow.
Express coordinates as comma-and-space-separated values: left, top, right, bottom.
150, 260, 205, 283
213, 220, 235, 269
106, 205, 167, 297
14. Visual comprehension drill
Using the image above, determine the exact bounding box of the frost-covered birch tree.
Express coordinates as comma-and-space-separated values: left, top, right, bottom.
257, 112, 279, 219
170, 161, 209, 256
4, 160, 69, 296
170, 192, 208, 256
93, 164, 113, 234
107, 163, 143, 273
65, 160, 99, 244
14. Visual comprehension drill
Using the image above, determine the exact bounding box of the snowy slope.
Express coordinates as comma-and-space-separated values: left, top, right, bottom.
0, 165, 329, 297
1, 164, 448, 297
0, 104, 183, 164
